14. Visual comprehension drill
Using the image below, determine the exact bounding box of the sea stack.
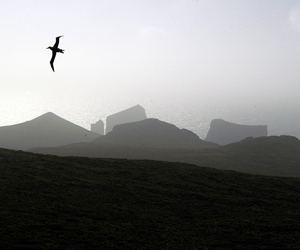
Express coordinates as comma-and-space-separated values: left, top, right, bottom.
105, 104, 147, 134
91, 119, 104, 135
205, 119, 267, 145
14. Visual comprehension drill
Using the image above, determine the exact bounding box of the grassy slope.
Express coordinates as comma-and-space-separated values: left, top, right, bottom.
30, 135, 300, 177
1, 148, 300, 249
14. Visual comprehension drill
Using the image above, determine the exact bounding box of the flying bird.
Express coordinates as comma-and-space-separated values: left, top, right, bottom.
47, 36, 64, 72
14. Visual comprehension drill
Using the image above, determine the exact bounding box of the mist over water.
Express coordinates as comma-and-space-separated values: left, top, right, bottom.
1, 91, 299, 140
146, 100, 300, 139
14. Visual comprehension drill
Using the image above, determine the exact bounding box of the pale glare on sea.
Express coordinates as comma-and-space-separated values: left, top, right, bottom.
0, 92, 299, 140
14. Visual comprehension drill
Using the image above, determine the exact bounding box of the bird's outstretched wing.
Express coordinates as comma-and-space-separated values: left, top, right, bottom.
53, 35, 63, 49
50, 51, 57, 72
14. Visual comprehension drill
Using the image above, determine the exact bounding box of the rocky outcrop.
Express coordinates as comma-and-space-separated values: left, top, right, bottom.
91, 119, 104, 135
0, 112, 100, 150
95, 118, 218, 149
105, 105, 147, 134
205, 119, 267, 145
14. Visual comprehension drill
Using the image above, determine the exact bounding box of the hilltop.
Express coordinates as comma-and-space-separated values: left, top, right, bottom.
94, 118, 217, 149
0, 112, 100, 150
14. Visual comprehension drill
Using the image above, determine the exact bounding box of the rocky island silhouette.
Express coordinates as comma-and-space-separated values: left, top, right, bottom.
1, 105, 299, 177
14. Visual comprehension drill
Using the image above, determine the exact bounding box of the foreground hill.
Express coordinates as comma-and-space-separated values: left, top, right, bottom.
203, 135, 300, 175
0, 112, 100, 150
1, 148, 300, 249
94, 118, 218, 148
30, 135, 300, 177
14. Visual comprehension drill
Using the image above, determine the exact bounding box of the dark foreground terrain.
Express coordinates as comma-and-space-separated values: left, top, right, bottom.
30, 135, 300, 177
1, 148, 300, 249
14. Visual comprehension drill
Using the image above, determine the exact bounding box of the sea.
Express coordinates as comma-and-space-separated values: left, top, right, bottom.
0, 95, 299, 140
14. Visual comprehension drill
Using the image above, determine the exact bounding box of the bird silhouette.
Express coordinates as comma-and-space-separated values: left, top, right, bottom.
47, 36, 64, 72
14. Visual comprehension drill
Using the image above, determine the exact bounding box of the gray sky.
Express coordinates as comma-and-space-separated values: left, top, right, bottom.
1, 0, 300, 134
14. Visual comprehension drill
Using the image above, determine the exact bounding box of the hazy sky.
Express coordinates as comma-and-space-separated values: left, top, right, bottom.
1, 0, 300, 136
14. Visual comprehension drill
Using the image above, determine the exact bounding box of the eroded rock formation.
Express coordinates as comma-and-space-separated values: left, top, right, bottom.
105, 104, 147, 134
205, 119, 267, 145
91, 119, 104, 135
